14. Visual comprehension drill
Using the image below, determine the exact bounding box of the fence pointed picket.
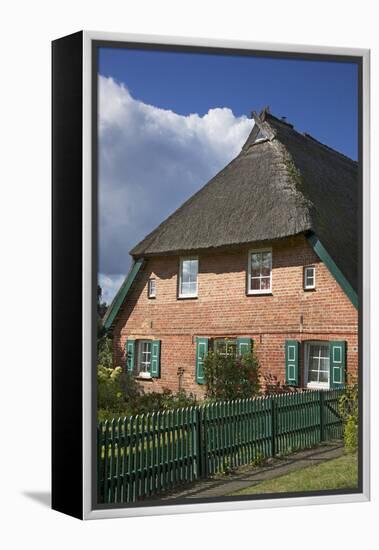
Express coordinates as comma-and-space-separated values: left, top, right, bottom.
103, 421, 109, 503
97, 389, 344, 504
97, 422, 103, 504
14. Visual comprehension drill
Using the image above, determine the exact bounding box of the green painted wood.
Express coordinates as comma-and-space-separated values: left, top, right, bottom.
121, 417, 127, 502
307, 233, 358, 309
97, 389, 344, 504
236, 337, 252, 356
97, 422, 103, 503
330, 341, 346, 388
103, 421, 109, 503
115, 418, 122, 501
109, 419, 116, 502
102, 259, 144, 332
150, 413, 156, 496
285, 340, 300, 386
195, 337, 208, 384
156, 411, 162, 494
126, 339, 136, 373
151, 340, 161, 378
127, 416, 133, 502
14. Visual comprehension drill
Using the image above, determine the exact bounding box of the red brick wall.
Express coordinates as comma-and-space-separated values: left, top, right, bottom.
112, 235, 358, 397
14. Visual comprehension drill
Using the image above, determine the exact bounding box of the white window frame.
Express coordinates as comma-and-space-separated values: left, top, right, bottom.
178, 256, 198, 298
148, 278, 156, 298
214, 338, 237, 357
137, 339, 152, 377
247, 248, 272, 295
304, 265, 316, 290
304, 341, 330, 389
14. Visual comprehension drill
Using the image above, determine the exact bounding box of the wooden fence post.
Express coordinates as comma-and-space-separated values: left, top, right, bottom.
271, 398, 276, 457
320, 391, 325, 442
97, 422, 103, 504
196, 406, 206, 478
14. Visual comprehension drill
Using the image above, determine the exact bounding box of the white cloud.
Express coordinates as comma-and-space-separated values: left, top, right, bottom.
98, 75, 253, 303
98, 273, 126, 306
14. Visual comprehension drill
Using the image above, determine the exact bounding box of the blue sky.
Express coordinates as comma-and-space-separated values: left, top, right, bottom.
98, 47, 359, 305
99, 48, 358, 159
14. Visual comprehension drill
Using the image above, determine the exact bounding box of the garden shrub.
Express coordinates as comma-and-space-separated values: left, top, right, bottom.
97, 364, 124, 411
97, 336, 124, 411
97, 337, 198, 419
203, 349, 261, 400
343, 416, 358, 453
338, 375, 358, 453
127, 388, 198, 416
97, 388, 198, 420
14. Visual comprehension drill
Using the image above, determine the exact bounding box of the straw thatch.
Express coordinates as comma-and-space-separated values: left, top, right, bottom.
130, 109, 358, 292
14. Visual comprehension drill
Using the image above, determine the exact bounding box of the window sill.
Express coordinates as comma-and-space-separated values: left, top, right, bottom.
307, 383, 329, 390
246, 291, 273, 296
304, 287, 316, 292
136, 374, 153, 381
177, 295, 198, 300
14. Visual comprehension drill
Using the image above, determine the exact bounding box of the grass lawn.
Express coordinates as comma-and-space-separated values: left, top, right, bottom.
231, 452, 358, 496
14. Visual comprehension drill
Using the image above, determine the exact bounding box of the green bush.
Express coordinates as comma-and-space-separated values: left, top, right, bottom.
128, 388, 198, 416
344, 417, 358, 453
97, 335, 141, 413
97, 337, 198, 419
97, 364, 123, 411
203, 349, 261, 400
97, 388, 198, 421
338, 376, 358, 453
97, 336, 123, 411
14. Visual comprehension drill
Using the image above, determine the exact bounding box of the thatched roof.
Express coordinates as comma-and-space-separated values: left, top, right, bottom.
130, 109, 358, 293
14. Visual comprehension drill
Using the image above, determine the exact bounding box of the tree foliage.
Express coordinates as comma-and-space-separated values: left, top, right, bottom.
97, 285, 108, 336
203, 349, 261, 400
338, 374, 358, 453
97, 335, 124, 411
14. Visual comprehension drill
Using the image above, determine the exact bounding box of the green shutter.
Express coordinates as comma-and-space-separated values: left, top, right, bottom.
151, 340, 161, 378
196, 337, 208, 384
329, 341, 346, 388
237, 337, 252, 356
285, 340, 299, 386
126, 339, 136, 373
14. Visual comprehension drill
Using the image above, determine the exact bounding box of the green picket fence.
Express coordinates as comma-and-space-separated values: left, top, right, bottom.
98, 389, 343, 504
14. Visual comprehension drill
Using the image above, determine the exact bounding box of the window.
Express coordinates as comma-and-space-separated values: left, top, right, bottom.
305, 341, 330, 388
138, 340, 152, 375
126, 339, 161, 378
214, 338, 237, 357
179, 257, 198, 298
304, 266, 316, 290
148, 278, 156, 298
248, 249, 272, 294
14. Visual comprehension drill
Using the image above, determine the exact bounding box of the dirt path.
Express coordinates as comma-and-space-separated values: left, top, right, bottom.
161, 442, 344, 500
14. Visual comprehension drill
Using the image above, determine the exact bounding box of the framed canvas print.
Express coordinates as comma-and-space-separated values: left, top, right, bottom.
52, 31, 370, 520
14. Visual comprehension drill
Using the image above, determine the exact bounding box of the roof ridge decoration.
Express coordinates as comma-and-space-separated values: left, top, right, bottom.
241, 108, 276, 152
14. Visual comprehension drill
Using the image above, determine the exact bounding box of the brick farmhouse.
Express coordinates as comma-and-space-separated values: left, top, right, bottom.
102, 109, 358, 397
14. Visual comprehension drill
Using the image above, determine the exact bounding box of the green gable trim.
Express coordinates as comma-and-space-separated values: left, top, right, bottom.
306, 234, 358, 309
102, 259, 144, 332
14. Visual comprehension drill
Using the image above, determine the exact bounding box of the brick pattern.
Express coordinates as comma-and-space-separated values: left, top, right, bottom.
113, 235, 358, 397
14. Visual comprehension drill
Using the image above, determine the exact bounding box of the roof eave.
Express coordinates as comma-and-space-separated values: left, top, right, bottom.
102, 258, 145, 333
306, 232, 358, 308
